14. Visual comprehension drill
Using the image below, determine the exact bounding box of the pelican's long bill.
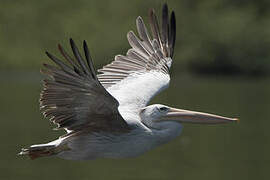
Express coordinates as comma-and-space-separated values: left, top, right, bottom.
162, 108, 239, 124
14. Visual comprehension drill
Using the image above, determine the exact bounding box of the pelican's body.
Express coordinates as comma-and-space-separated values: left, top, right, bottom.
19, 4, 238, 160
58, 120, 182, 160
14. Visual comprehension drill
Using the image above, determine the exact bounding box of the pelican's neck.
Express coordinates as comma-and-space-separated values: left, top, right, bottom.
118, 106, 183, 151
151, 122, 183, 145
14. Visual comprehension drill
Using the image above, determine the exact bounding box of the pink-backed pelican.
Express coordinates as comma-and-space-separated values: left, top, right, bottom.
19, 4, 238, 160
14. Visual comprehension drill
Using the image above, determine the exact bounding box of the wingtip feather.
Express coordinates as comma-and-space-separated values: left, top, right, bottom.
162, 3, 168, 13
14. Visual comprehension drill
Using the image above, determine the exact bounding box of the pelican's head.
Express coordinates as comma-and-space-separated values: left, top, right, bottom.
140, 104, 238, 130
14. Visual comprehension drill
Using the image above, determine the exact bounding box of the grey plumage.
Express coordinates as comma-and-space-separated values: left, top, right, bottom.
97, 4, 176, 89
136, 16, 154, 53
41, 39, 130, 134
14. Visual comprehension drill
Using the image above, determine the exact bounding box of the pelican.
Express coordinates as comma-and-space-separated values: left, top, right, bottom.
19, 4, 238, 160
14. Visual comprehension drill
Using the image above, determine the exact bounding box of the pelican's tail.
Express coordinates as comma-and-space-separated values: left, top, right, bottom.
18, 143, 70, 160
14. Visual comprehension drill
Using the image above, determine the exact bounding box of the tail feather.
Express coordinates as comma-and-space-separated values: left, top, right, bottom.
19, 145, 57, 160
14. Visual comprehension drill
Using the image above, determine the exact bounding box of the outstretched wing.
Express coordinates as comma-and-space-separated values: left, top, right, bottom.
40, 39, 130, 134
97, 4, 176, 109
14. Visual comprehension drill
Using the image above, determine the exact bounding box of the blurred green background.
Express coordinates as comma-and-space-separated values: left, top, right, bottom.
0, 0, 269, 179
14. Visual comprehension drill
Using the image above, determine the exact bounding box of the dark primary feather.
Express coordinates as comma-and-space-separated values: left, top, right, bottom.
161, 4, 169, 44
97, 3, 176, 89
149, 9, 162, 49
169, 11, 176, 57
69, 39, 89, 75
41, 39, 130, 134
161, 4, 169, 56
83, 40, 98, 80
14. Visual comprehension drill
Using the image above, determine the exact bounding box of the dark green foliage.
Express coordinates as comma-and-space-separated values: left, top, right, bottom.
0, 0, 269, 76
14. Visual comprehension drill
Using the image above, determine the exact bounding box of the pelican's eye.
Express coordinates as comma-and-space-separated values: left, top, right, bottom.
159, 106, 169, 112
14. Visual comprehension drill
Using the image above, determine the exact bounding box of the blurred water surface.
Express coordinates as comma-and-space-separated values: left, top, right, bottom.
0, 72, 269, 180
